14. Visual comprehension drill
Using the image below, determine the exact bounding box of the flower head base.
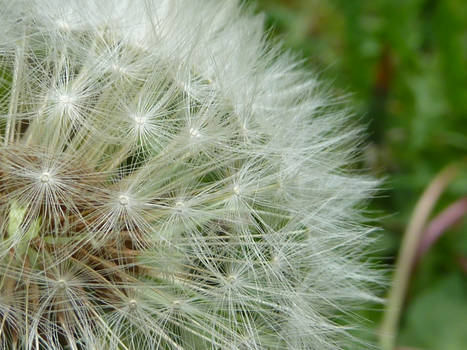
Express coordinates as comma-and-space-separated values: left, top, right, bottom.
0, 0, 379, 349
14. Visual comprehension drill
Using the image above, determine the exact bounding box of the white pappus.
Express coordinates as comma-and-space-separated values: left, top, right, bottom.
0, 0, 381, 349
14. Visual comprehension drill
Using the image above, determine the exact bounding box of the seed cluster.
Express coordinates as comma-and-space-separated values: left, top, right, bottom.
0, 1, 379, 349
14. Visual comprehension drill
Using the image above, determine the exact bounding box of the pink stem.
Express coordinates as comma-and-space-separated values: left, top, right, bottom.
416, 197, 467, 261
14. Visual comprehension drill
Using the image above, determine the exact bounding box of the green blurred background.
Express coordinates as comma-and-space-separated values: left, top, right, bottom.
251, 0, 467, 349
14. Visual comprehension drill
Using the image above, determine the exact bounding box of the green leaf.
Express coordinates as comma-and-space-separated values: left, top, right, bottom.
398, 273, 467, 350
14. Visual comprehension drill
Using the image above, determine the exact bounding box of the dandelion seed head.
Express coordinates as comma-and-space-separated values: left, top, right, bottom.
0, 0, 381, 349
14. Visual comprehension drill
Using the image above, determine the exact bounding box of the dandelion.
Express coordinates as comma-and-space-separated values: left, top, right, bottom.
0, 0, 380, 349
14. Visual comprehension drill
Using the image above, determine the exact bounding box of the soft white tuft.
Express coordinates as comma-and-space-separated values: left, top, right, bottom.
0, 0, 380, 349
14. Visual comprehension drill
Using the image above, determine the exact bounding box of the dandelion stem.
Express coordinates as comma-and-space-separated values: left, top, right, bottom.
380, 164, 458, 350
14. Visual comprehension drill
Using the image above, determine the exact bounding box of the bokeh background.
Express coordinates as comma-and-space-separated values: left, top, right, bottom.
251, 0, 467, 349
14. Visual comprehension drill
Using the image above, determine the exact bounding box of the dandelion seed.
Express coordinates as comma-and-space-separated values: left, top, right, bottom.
233, 184, 241, 196
128, 299, 138, 311
189, 127, 201, 138
56, 19, 70, 32
118, 195, 129, 206
39, 172, 52, 184
110, 63, 127, 75
226, 274, 237, 284
57, 93, 74, 106
56, 279, 68, 290
132, 114, 146, 127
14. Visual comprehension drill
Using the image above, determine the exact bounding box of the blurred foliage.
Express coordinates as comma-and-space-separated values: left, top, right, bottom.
251, 0, 467, 348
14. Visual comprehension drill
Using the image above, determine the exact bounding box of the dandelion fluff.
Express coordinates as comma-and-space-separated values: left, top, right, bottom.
0, 0, 380, 349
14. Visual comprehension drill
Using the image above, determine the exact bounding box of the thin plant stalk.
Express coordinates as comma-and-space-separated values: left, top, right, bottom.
379, 164, 458, 350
